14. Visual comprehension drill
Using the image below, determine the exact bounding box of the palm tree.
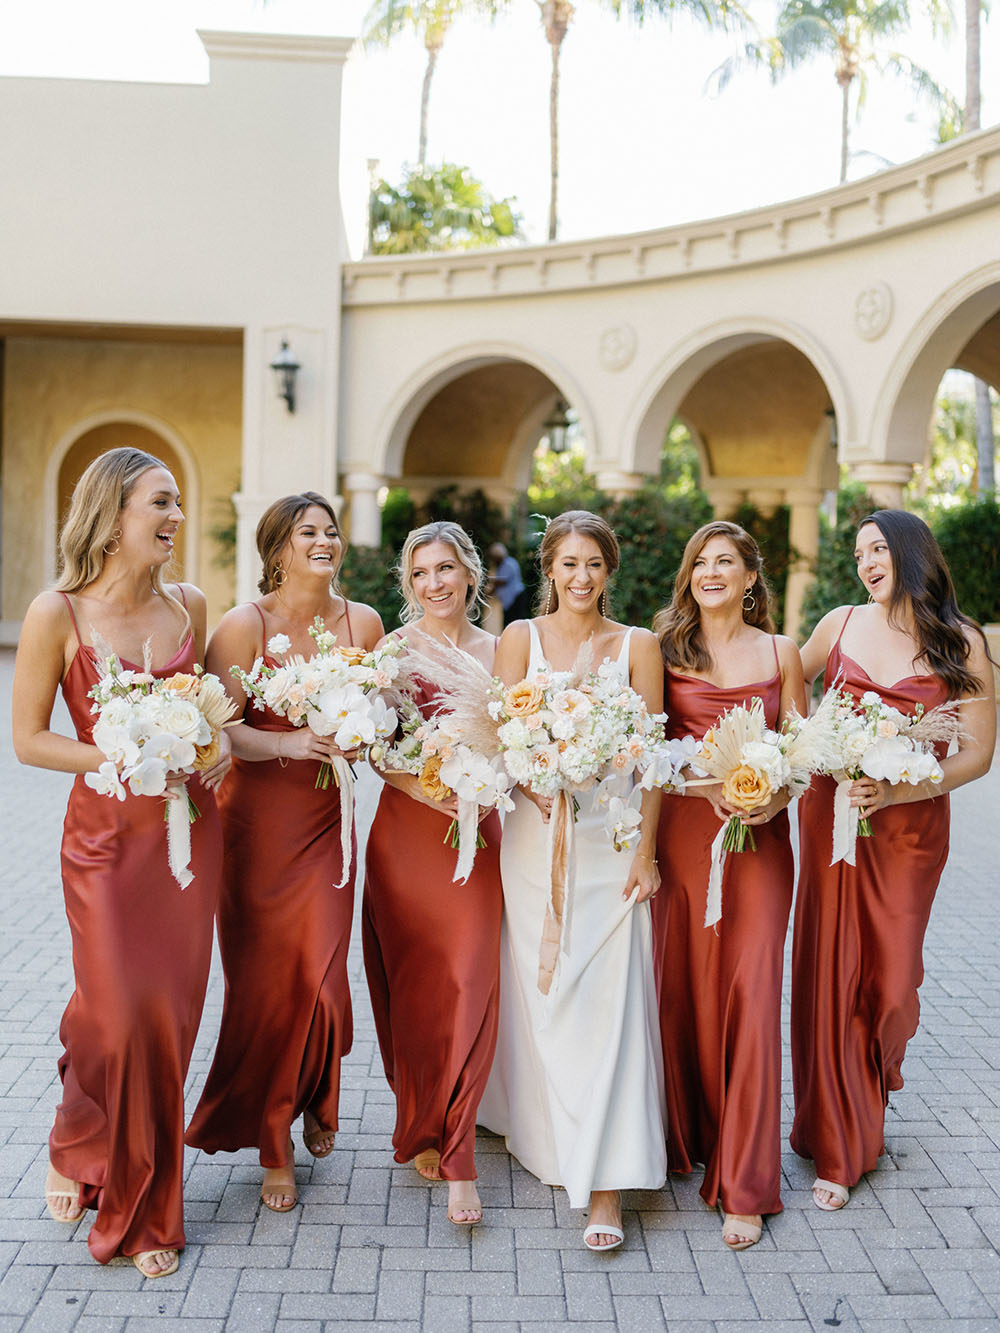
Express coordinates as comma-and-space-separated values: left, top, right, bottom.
713, 0, 956, 183
539, 0, 750, 241
363, 0, 504, 167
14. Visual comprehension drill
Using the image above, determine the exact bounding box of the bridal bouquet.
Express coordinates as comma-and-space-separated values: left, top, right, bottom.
85, 647, 237, 888
691, 693, 842, 926
375, 702, 514, 883
232, 620, 405, 886
824, 687, 957, 865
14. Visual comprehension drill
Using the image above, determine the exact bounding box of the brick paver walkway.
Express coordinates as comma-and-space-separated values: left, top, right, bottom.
2, 645, 999, 1331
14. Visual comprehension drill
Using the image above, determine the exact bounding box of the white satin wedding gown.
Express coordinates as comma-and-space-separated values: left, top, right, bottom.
478, 622, 667, 1208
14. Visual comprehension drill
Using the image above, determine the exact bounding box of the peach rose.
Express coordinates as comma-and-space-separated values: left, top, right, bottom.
504, 680, 544, 716
162, 673, 201, 699
721, 765, 771, 813
418, 753, 452, 802
337, 645, 368, 666
194, 735, 221, 771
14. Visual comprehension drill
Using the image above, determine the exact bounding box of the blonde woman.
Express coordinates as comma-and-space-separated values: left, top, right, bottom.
363, 521, 502, 1227
186, 493, 383, 1212
12, 447, 228, 1278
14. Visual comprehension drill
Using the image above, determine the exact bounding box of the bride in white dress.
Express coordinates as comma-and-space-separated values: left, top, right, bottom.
478, 511, 667, 1250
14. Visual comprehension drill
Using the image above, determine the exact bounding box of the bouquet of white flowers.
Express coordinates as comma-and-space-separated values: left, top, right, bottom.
232, 620, 406, 886
688, 692, 842, 926
375, 701, 514, 882
823, 687, 958, 865
85, 646, 237, 887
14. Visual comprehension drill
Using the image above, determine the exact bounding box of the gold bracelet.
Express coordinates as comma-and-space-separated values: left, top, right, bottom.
276, 734, 288, 767
634, 852, 656, 863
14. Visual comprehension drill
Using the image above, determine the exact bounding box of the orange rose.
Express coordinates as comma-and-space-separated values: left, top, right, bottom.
504, 680, 544, 716
418, 753, 452, 802
336, 645, 368, 666
721, 765, 771, 813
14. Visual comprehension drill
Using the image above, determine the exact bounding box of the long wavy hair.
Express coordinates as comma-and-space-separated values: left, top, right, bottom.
537, 510, 620, 615
859, 509, 986, 697
256, 492, 344, 595
654, 520, 774, 672
397, 520, 486, 624
56, 446, 189, 639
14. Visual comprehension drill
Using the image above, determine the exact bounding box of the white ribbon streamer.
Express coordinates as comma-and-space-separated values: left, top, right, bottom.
332, 756, 355, 888
452, 797, 479, 884
166, 792, 194, 890
537, 788, 577, 997
830, 778, 859, 867
704, 823, 727, 928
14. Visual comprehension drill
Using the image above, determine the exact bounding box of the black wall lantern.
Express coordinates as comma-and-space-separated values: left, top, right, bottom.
270, 340, 301, 414
542, 396, 571, 454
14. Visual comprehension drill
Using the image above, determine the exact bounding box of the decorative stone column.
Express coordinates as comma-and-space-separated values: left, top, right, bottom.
344, 471, 385, 547
705, 485, 745, 519
784, 487, 824, 641
594, 468, 646, 497
745, 488, 786, 518
848, 462, 913, 510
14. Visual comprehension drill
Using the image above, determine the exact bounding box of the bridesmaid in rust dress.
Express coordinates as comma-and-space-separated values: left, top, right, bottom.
363, 521, 502, 1226
185, 493, 383, 1211
791, 509, 995, 1212
12, 447, 228, 1279
652, 520, 805, 1250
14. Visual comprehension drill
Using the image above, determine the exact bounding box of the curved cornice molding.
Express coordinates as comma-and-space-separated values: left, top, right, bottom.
198, 30, 355, 64
343, 126, 1000, 307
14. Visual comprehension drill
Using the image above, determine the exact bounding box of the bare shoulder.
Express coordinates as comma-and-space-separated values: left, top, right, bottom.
347, 599, 385, 644
208, 602, 265, 654
774, 634, 802, 666
500, 619, 531, 647
23, 589, 73, 634
170, 581, 205, 612
626, 625, 660, 658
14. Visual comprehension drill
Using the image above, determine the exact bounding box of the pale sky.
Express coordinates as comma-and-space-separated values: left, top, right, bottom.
0, 0, 995, 253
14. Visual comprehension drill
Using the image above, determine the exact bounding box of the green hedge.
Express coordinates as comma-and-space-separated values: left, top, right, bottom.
931, 494, 1000, 625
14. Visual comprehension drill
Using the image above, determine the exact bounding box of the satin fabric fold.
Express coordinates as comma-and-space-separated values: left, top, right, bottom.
362, 678, 502, 1182
652, 663, 792, 1217
790, 636, 950, 1187
54, 637, 221, 1263
185, 659, 354, 1168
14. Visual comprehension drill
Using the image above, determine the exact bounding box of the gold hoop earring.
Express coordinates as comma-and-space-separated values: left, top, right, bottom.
742, 588, 756, 613
103, 529, 122, 556
272, 562, 286, 588
543, 578, 555, 615
867, 592, 875, 605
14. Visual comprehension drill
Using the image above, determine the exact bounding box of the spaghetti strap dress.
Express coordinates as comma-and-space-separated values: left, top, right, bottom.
478, 622, 667, 1208
186, 602, 355, 1167
651, 640, 792, 1217
790, 608, 950, 1187
362, 667, 502, 1182
51, 592, 221, 1263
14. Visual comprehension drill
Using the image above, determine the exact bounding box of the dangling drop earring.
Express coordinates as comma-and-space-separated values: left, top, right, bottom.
867, 592, 875, 604
742, 587, 756, 614
543, 578, 555, 615
598, 589, 608, 618
272, 562, 286, 588
103, 529, 122, 556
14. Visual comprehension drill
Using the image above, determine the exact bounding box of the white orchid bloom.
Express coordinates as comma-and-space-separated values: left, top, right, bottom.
84, 761, 127, 801
125, 756, 169, 797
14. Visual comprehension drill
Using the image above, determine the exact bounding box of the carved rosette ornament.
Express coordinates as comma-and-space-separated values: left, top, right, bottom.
599, 324, 637, 372
854, 282, 893, 341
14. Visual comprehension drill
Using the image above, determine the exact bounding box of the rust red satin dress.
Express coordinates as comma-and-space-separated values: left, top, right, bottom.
652, 650, 793, 1217
52, 596, 221, 1263
186, 604, 355, 1168
363, 676, 502, 1182
790, 617, 950, 1187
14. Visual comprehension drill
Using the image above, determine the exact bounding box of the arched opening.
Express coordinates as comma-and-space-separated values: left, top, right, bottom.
56, 423, 190, 582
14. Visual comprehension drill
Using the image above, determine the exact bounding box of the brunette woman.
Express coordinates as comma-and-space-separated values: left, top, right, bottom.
363, 521, 502, 1227
185, 493, 383, 1211
791, 509, 995, 1211
478, 510, 666, 1252
652, 520, 805, 1250
12, 447, 228, 1278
